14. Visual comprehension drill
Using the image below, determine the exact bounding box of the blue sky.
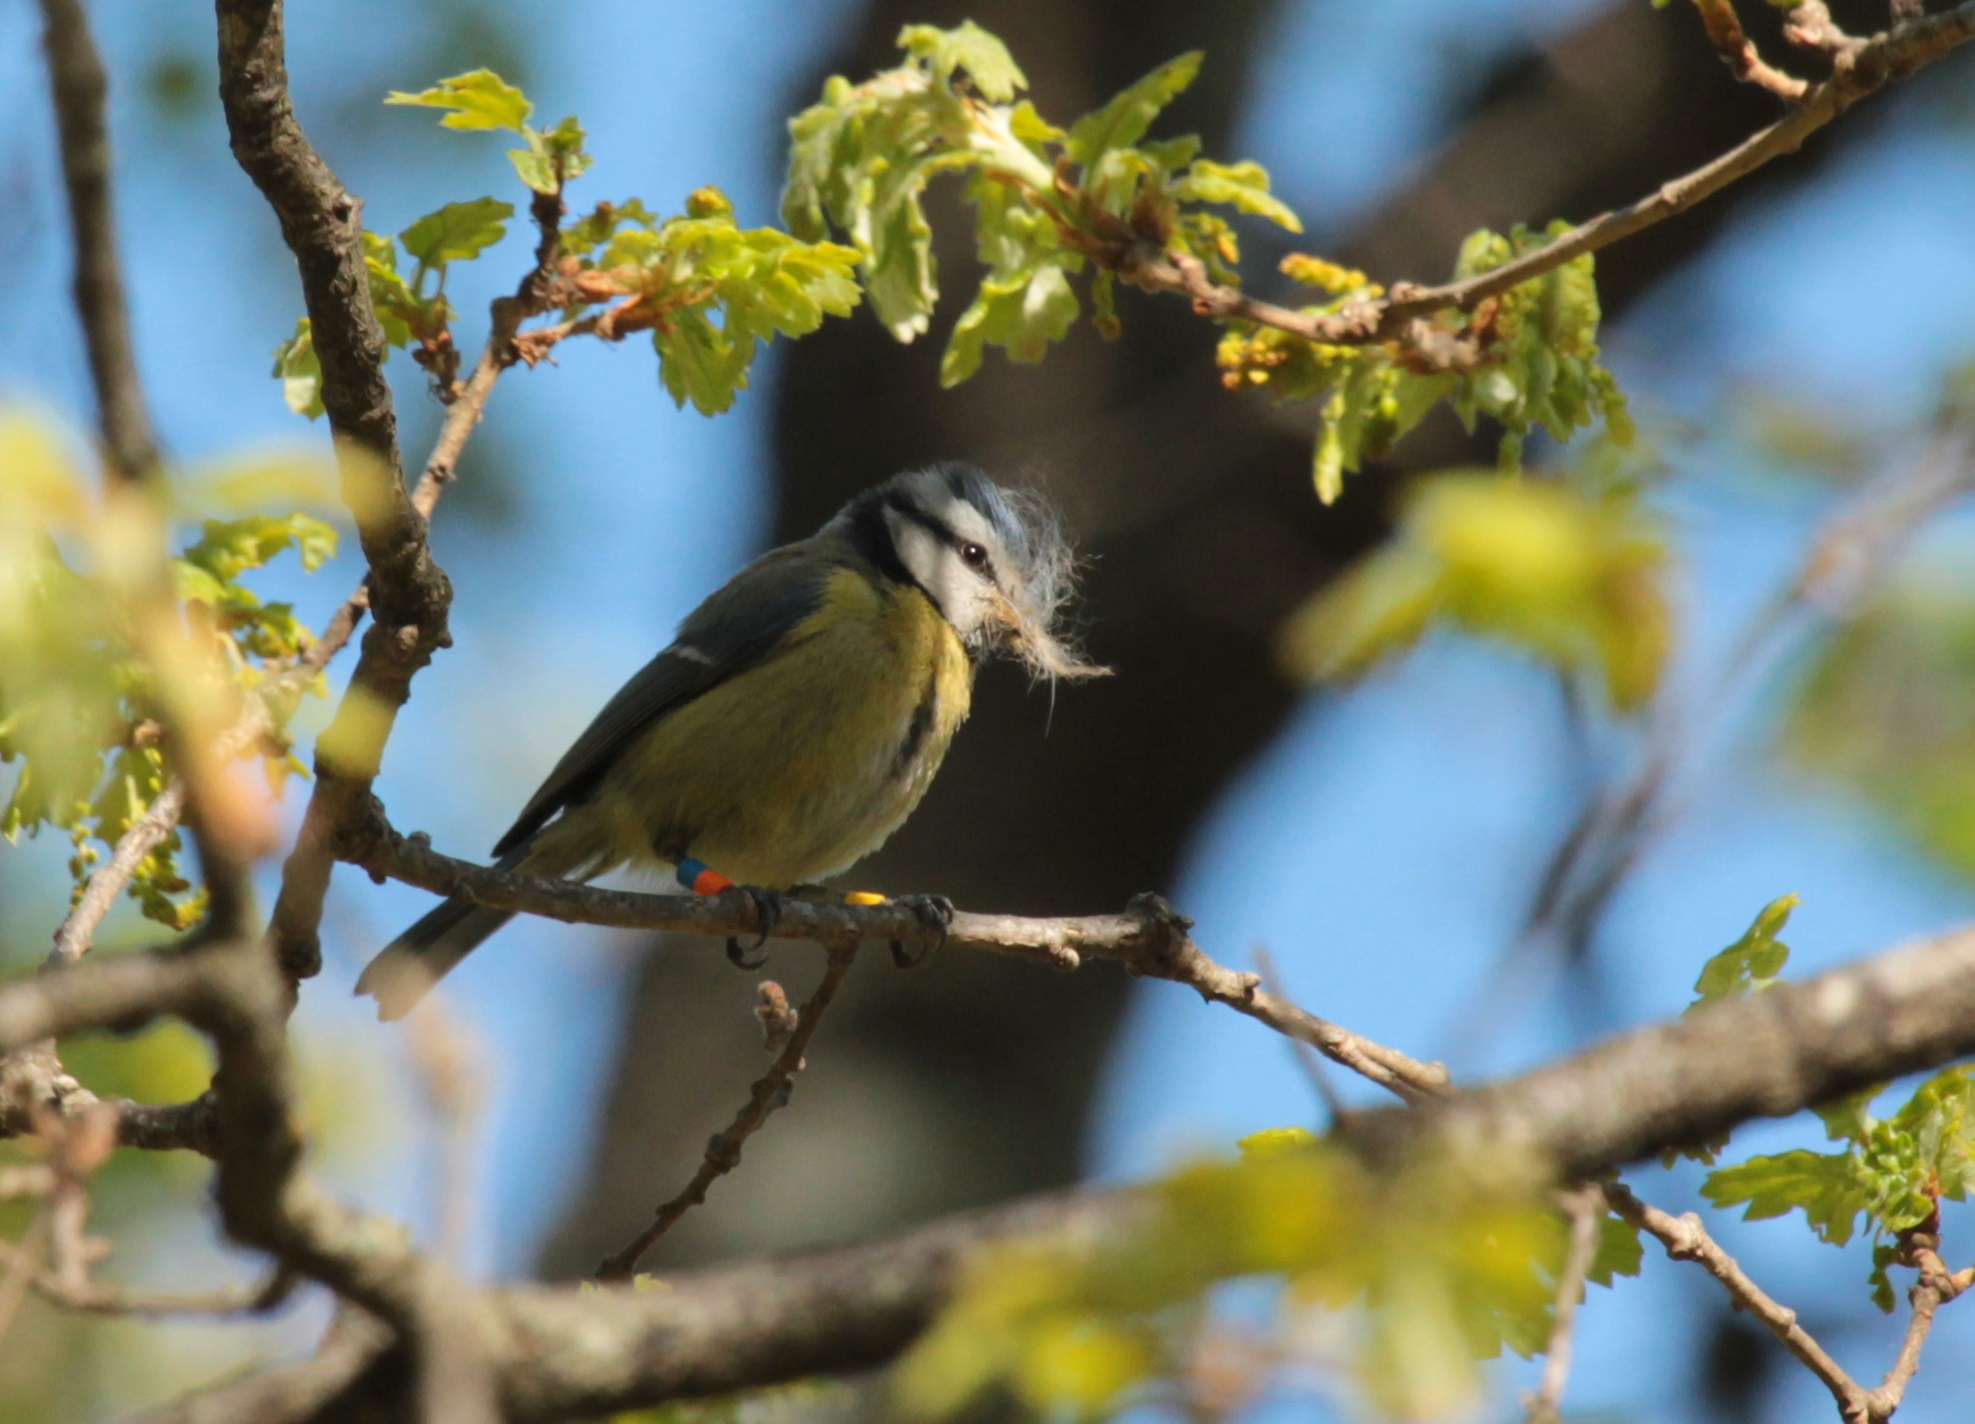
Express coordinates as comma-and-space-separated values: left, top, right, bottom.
3, 2, 1974, 1419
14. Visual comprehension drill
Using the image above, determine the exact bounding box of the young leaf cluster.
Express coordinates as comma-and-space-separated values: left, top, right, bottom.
0, 416, 334, 931
276, 69, 862, 421
786, 23, 1632, 502
782, 24, 1300, 386
1705, 1068, 1975, 1310
552, 187, 861, 416
1660, 894, 1800, 1167
385, 69, 591, 195
896, 1133, 1617, 1423
274, 203, 517, 418
1219, 223, 1633, 502
1277, 466, 1672, 713
1667, 895, 1975, 1310
1689, 892, 1798, 1009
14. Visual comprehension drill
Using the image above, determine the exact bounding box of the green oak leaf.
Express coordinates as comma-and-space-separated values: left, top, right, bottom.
1689, 894, 1799, 1008
1814, 1086, 1880, 1146
897, 20, 1026, 101
1172, 158, 1302, 232
653, 307, 746, 417
511, 115, 591, 195
941, 261, 1078, 387
399, 197, 515, 266
1702, 1150, 1872, 1247
385, 68, 531, 132
1280, 472, 1671, 712
271, 319, 323, 420
1066, 52, 1202, 166
1586, 1210, 1644, 1288
181, 513, 339, 579
360, 230, 416, 347
1869, 1241, 1901, 1314
1889, 1065, 1975, 1203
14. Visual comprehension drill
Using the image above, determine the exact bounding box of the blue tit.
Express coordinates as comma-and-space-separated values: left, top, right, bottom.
356, 463, 1103, 1020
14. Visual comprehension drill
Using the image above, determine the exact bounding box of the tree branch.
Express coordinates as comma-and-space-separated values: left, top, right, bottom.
1862, 1226, 1967, 1422
38, 0, 161, 486
1692, 0, 1810, 99
1496, 373, 1975, 991
354, 825, 1451, 1101
1347, 922, 1975, 1176
21, 904, 1975, 1417
213, 0, 417, 586
48, 780, 186, 965
1121, 2, 1975, 347
215, 0, 454, 981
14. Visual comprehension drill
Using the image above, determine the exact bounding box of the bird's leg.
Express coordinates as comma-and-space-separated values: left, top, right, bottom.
792, 885, 953, 967
886, 894, 953, 969
675, 858, 780, 970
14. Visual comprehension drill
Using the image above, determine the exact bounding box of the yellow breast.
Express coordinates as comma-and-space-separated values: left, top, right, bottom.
596, 566, 973, 887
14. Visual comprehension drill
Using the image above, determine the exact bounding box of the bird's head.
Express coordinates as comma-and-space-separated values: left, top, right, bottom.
835, 464, 1107, 683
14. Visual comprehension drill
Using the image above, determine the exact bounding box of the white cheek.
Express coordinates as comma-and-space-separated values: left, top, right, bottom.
929, 563, 991, 639
892, 522, 988, 637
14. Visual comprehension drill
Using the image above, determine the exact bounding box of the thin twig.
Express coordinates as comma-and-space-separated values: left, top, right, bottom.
1603, 1180, 1869, 1418
596, 944, 859, 1280
1691, 0, 1812, 99
417, 188, 566, 504
1252, 947, 1349, 1125
38, 0, 160, 486
0, 1236, 277, 1317
49, 780, 186, 964
1862, 1228, 1967, 1421
1119, 4, 1975, 348
1527, 1183, 1604, 1424
359, 827, 1453, 1104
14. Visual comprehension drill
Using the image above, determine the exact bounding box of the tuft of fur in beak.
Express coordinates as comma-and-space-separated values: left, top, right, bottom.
993, 488, 1109, 685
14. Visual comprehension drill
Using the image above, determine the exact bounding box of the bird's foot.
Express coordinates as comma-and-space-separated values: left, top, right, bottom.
723, 885, 781, 970
676, 859, 780, 970
886, 894, 953, 969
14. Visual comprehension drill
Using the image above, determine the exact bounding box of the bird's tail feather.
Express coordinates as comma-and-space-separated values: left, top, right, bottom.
356, 835, 579, 1021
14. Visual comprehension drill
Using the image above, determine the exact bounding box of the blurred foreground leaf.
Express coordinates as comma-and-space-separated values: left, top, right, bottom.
1786, 566, 1975, 878
0, 412, 335, 929
1279, 470, 1671, 712
897, 1138, 1580, 1422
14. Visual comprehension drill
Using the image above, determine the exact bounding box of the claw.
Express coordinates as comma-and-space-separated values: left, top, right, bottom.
724, 885, 780, 970
888, 893, 953, 969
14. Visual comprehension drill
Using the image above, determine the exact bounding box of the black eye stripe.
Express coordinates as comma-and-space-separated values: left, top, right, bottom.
889, 498, 996, 576
886, 498, 953, 547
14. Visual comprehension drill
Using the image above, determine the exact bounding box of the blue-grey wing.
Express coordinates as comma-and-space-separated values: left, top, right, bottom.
491, 545, 835, 855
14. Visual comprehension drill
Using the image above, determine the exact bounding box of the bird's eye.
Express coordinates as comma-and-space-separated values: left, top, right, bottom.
958, 541, 990, 570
